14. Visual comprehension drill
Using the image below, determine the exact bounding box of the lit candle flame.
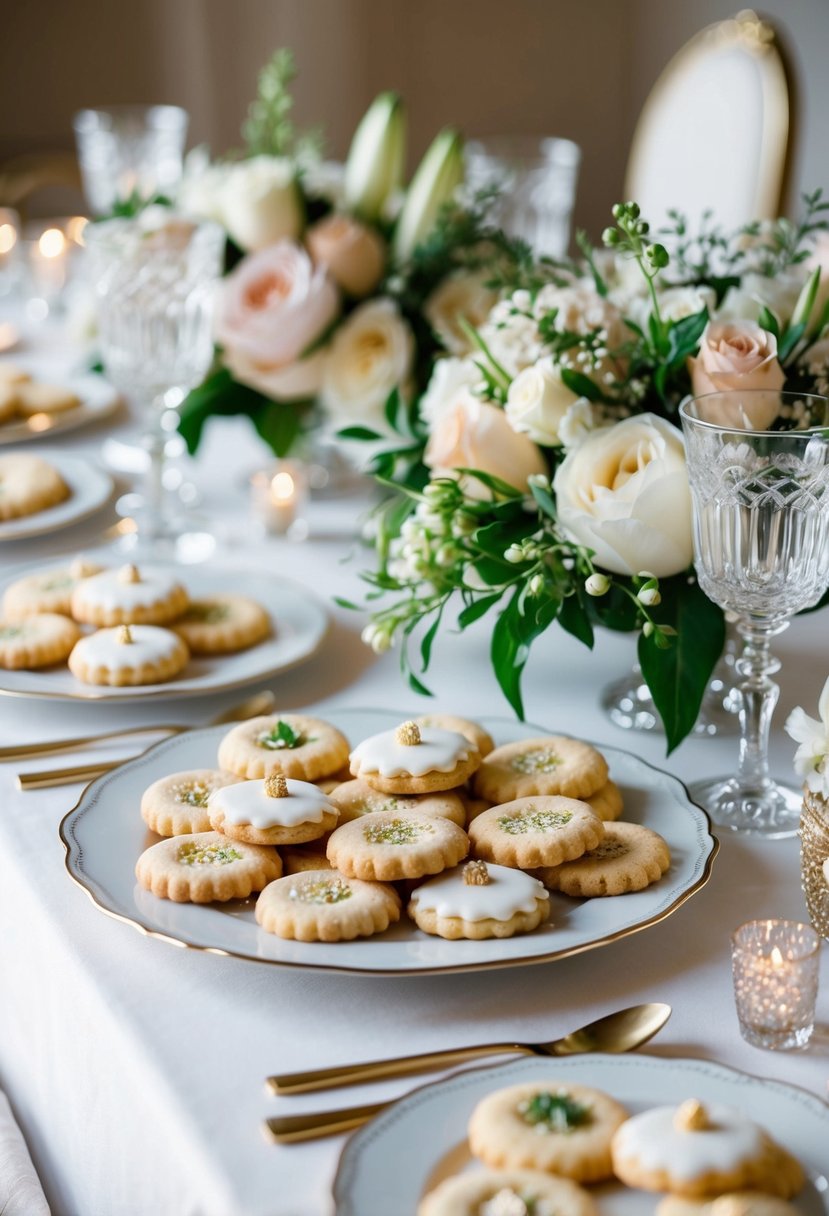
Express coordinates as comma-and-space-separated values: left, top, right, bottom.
38, 228, 66, 259
0, 223, 17, 255
271, 471, 295, 502
770, 946, 785, 968
65, 216, 89, 246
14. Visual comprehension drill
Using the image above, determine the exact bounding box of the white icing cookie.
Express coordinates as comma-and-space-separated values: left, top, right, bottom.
349, 721, 481, 794
68, 624, 189, 686
209, 774, 339, 846
70, 564, 189, 626
408, 860, 550, 940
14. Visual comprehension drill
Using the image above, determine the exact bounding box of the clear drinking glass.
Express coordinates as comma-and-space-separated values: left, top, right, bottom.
464, 136, 581, 257
680, 392, 829, 837
73, 105, 188, 215
85, 214, 224, 557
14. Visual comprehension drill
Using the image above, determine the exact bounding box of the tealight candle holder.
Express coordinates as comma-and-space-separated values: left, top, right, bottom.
251, 461, 309, 540
731, 919, 820, 1050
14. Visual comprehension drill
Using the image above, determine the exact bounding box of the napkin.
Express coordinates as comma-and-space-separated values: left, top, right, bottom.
0, 1091, 50, 1215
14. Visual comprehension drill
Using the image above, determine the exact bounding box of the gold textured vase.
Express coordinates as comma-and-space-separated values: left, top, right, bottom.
801, 789, 829, 940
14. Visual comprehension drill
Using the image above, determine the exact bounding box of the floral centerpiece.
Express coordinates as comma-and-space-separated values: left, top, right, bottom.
174, 50, 504, 459
350, 194, 829, 750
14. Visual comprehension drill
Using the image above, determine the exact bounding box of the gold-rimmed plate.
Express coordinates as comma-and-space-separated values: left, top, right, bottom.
0, 367, 120, 445
60, 709, 717, 974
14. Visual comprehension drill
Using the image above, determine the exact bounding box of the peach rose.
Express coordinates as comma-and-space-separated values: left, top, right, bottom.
306, 214, 386, 298
424, 391, 546, 498
215, 242, 339, 400
687, 320, 784, 428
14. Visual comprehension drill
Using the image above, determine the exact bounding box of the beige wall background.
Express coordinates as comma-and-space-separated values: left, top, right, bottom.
1, 0, 827, 236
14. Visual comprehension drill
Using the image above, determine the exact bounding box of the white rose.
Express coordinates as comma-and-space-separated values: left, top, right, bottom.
220, 156, 303, 252
505, 357, 580, 446
717, 269, 808, 327
657, 285, 715, 323
558, 399, 600, 449
321, 298, 414, 426
553, 413, 693, 577
177, 158, 231, 225
419, 357, 482, 427
424, 270, 499, 356
302, 160, 346, 208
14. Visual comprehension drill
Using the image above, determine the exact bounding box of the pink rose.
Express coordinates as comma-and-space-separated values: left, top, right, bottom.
306, 214, 386, 298
424, 392, 546, 498
687, 320, 784, 428
216, 242, 339, 400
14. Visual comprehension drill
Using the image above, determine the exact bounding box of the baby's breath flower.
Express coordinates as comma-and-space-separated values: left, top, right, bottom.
505, 544, 525, 564
361, 622, 394, 654
638, 587, 661, 607
585, 573, 611, 596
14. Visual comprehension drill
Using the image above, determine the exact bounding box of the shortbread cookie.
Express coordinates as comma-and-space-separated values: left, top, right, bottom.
280, 844, 333, 875
140, 770, 240, 836
408, 859, 549, 939
14, 382, 81, 417
0, 384, 17, 423
70, 564, 189, 627
585, 779, 624, 822
350, 720, 480, 794
0, 363, 30, 386
135, 830, 281, 902
328, 779, 467, 827
469, 1081, 628, 1183
255, 869, 401, 941
217, 714, 350, 781
468, 797, 604, 869
658, 1196, 800, 1216
171, 594, 271, 654
0, 453, 69, 521
418, 1168, 598, 1216
68, 624, 189, 686
611, 1100, 804, 1198
414, 714, 495, 758
0, 613, 80, 669
209, 773, 338, 846
326, 810, 469, 881
473, 737, 608, 802
536, 821, 670, 896
2, 558, 103, 620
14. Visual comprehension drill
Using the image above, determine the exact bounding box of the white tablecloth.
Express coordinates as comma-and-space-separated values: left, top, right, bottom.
1, 320, 827, 1216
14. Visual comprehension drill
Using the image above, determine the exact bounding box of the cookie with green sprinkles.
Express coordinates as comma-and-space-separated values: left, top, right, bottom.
135, 831, 281, 903
255, 869, 401, 941
140, 769, 240, 836
473, 737, 608, 803
217, 714, 350, 781
418, 1167, 598, 1216
326, 809, 469, 881
468, 797, 604, 869
328, 778, 467, 827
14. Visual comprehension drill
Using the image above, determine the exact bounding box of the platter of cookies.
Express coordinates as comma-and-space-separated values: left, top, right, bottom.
0, 450, 113, 541
0, 360, 120, 445
332, 1054, 829, 1214
61, 708, 717, 973
0, 558, 328, 700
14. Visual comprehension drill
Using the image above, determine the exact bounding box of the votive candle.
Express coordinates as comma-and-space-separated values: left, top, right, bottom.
731, 919, 820, 1050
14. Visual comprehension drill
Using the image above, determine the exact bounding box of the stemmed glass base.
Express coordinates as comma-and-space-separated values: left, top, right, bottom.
689, 775, 803, 839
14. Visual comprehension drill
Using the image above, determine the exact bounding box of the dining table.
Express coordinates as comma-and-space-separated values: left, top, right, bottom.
1, 309, 827, 1216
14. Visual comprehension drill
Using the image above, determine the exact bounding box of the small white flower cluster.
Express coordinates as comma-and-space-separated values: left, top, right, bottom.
386, 487, 472, 588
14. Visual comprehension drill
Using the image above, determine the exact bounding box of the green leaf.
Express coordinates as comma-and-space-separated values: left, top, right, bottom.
251, 400, 303, 457
491, 592, 528, 718
758, 305, 780, 340
530, 481, 557, 520
177, 368, 274, 456
420, 606, 443, 670
666, 308, 708, 365
558, 590, 594, 648
778, 320, 807, 363
406, 669, 434, 697
457, 592, 502, 629
560, 368, 601, 402
383, 387, 405, 434
337, 425, 384, 441
333, 596, 361, 610
638, 575, 726, 753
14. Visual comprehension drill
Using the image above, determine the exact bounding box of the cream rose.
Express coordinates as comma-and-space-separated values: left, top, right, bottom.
215, 242, 339, 400
419, 357, 482, 427
505, 357, 580, 446
306, 214, 386, 298
424, 270, 499, 356
219, 156, 303, 252
321, 298, 414, 426
688, 320, 785, 428
717, 270, 808, 327
553, 413, 693, 577
424, 391, 546, 498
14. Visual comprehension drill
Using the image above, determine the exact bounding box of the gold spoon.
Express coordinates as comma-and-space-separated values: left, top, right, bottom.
15, 689, 276, 790
265, 1002, 671, 1143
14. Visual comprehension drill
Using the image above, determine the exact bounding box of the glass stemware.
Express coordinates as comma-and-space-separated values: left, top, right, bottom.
85, 214, 224, 558
680, 391, 829, 838
74, 105, 188, 215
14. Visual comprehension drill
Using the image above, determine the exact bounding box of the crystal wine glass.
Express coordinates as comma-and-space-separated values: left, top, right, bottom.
680, 391, 829, 837
85, 213, 224, 558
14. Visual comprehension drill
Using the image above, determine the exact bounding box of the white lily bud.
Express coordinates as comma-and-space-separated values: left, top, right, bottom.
393, 128, 464, 263
791, 265, 821, 331
585, 573, 611, 596
638, 587, 661, 607
344, 92, 406, 223
505, 544, 525, 564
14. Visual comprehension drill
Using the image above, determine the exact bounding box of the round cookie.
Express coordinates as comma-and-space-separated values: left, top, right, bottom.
468, 797, 604, 869
280, 844, 333, 875
68, 624, 189, 686
349, 720, 480, 794
15, 382, 81, 417
414, 714, 495, 757
0, 613, 80, 669
611, 1100, 804, 1199
535, 821, 671, 896
140, 769, 240, 837
0, 453, 69, 521
255, 869, 401, 942
328, 778, 467, 827
135, 831, 281, 902
70, 563, 189, 627
171, 594, 271, 654
2, 558, 103, 620
0, 364, 31, 386
408, 859, 550, 940
473, 737, 608, 802
0, 384, 18, 423
418, 1168, 598, 1216
326, 810, 469, 881
217, 714, 350, 781
585, 779, 624, 822
209, 773, 338, 846
469, 1081, 629, 1183
658, 1197, 800, 1216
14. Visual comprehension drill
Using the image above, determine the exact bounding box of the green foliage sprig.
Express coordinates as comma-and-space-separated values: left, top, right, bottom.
242, 48, 322, 164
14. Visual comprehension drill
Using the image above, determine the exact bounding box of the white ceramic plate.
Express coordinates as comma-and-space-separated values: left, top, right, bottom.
0, 561, 328, 701
0, 367, 120, 445
333, 1053, 829, 1214
0, 452, 113, 541
61, 709, 717, 973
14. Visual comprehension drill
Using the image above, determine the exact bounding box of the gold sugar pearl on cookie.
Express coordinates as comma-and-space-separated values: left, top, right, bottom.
117, 624, 134, 645
674, 1099, 710, 1132
464, 859, 490, 885
395, 720, 422, 746
265, 773, 290, 799
118, 563, 141, 584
